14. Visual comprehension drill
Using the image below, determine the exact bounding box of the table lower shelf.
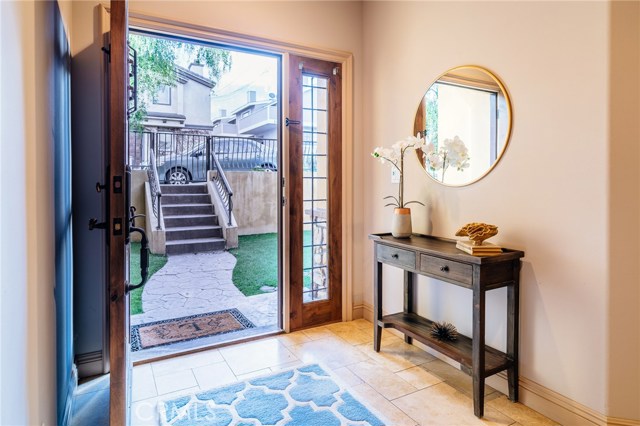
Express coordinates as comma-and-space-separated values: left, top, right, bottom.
379, 312, 512, 377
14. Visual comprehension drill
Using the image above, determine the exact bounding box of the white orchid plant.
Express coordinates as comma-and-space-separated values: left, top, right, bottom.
424, 135, 470, 182
372, 135, 426, 209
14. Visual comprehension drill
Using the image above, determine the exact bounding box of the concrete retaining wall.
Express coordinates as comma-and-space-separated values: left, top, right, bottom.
130, 170, 148, 242
226, 171, 278, 236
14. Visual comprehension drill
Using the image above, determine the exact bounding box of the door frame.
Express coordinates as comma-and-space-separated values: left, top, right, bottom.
127, 11, 356, 331
107, 1, 130, 425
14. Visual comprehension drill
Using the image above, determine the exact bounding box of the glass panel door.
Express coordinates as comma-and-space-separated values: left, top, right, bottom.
302, 75, 329, 302
288, 55, 342, 331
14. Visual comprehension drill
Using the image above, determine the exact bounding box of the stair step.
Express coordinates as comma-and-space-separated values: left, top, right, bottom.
162, 193, 211, 205
165, 237, 226, 255
162, 203, 214, 216
164, 214, 218, 228
160, 184, 208, 194
165, 225, 223, 241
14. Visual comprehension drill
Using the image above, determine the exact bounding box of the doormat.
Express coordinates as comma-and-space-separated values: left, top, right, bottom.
158, 364, 385, 426
131, 309, 255, 351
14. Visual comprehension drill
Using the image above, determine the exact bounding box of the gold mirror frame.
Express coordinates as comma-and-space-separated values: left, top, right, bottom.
414, 65, 513, 187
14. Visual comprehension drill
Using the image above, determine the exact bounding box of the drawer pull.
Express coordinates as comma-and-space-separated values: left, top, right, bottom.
392, 254, 399, 259
440, 265, 450, 272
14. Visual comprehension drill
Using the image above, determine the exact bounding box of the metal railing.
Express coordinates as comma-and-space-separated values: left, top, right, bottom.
128, 131, 278, 178
147, 147, 162, 228
210, 150, 234, 226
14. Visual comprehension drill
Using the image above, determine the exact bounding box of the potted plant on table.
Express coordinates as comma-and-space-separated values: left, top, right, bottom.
372, 135, 426, 238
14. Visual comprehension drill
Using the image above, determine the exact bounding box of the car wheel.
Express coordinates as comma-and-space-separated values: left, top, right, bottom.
260, 163, 277, 172
166, 168, 189, 184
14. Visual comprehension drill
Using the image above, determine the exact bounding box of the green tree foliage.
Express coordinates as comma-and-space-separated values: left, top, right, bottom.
128, 34, 232, 130
426, 84, 439, 148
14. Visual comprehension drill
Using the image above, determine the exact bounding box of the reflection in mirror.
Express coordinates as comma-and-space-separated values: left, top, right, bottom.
414, 66, 512, 186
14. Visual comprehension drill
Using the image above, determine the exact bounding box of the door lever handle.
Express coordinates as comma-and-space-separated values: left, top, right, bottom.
88, 218, 107, 231
285, 117, 300, 127
126, 226, 149, 293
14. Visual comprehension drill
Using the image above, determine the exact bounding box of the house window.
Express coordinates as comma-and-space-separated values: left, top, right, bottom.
153, 85, 171, 105
241, 110, 251, 118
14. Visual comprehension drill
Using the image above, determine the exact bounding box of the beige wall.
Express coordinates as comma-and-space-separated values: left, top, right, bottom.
361, 0, 638, 420
0, 1, 62, 424
607, 1, 640, 420
226, 171, 278, 236
130, 170, 148, 242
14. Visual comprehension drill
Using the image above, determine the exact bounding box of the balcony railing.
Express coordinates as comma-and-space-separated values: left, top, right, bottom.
236, 104, 277, 134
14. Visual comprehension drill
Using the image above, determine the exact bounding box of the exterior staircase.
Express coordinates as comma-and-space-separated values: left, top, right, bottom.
160, 183, 226, 255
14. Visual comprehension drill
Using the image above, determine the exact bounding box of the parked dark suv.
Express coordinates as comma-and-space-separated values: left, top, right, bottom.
157, 137, 277, 184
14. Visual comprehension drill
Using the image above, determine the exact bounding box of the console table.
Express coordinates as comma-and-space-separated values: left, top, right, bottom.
369, 233, 524, 418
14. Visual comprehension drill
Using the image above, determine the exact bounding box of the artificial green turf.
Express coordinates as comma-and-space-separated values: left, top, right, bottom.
129, 242, 168, 315
229, 232, 312, 296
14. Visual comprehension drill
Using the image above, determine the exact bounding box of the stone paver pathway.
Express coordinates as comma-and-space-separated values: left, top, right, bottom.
131, 251, 277, 328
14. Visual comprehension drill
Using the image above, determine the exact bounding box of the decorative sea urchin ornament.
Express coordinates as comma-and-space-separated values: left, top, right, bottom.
430, 321, 458, 341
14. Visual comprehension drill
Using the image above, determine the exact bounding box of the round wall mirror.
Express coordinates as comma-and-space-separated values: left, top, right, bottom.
414, 65, 512, 186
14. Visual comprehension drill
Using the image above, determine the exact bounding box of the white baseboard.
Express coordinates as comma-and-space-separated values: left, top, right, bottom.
359, 303, 638, 426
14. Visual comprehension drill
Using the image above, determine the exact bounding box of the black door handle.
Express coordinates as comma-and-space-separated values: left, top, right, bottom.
285, 117, 300, 127
392, 254, 399, 259
126, 226, 149, 293
88, 218, 107, 230
440, 265, 450, 272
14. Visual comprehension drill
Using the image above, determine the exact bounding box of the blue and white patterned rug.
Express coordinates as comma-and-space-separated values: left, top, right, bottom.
158, 364, 385, 426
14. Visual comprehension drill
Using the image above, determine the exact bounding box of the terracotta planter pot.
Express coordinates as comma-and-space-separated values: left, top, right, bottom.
391, 208, 412, 238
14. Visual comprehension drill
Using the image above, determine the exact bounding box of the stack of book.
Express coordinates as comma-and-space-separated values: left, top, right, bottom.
456, 240, 502, 256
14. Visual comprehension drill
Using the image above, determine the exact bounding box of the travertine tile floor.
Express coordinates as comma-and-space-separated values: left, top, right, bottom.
129, 319, 559, 426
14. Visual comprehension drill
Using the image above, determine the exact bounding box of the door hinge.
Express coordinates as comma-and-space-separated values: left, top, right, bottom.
101, 45, 111, 62
282, 196, 287, 207
282, 177, 285, 187
333, 67, 340, 76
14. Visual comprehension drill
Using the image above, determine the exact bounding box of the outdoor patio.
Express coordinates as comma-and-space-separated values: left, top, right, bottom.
130, 251, 278, 361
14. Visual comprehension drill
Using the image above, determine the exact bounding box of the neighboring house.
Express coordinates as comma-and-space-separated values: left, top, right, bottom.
143, 63, 215, 132
212, 90, 278, 139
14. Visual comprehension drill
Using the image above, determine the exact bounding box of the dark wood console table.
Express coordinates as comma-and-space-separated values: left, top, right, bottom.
369, 233, 524, 418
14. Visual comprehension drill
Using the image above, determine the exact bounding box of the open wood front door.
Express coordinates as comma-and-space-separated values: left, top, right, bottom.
288, 55, 342, 331
108, 1, 130, 424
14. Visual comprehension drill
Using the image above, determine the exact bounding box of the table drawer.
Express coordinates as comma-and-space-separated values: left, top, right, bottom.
420, 254, 472, 285
377, 244, 416, 269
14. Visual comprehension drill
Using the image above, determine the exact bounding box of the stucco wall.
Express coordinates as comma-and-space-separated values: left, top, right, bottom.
183, 79, 212, 127
226, 171, 278, 236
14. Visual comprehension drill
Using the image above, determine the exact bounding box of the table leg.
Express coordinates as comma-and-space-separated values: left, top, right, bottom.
373, 258, 383, 352
472, 285, 486, 418
404, 270, 414, 344
507, 261, 520, 402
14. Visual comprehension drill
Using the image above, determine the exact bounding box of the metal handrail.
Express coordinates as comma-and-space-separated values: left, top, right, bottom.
147, 147, 163, 229
209, 138, 234, 226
